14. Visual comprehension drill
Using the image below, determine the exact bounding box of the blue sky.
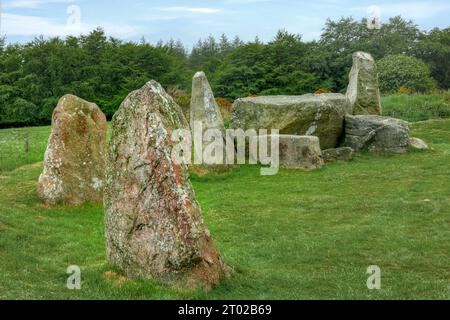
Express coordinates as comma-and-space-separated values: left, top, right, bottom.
1, 0, 449, 48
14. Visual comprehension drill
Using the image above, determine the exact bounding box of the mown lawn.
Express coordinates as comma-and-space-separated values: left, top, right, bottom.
0, 118, 449, 300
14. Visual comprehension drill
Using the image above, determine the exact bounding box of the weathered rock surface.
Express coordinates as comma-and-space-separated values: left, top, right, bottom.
410, 137, 429, 150
104, 80, 229, 291
190, 71, 230, 172
231, 94, 349, 150
37, 94, 107, 205
257, 135, 324, 170
344, 115, 410, 154
346, 51, 382, 115
190, 71, 225, 134
323, 147, 354, 163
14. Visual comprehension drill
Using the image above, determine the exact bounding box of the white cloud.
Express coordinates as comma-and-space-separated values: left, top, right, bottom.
2, 13, 138, 38
159, 6, 223, 14
4, 0, 77, 9
350, 1, 450, 20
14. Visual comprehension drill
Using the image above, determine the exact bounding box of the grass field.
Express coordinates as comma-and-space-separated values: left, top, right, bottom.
0, 100, 450, 299
382, 92, 450, 122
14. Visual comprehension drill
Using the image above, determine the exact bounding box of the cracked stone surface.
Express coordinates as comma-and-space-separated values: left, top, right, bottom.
37, 94, 107, 205
104, 80, 229, 291
231, 94, 349, 150
346, 52, 382, 115
322, 147, 354, 163
344, 115, 410, 154
257, 135, 324, 170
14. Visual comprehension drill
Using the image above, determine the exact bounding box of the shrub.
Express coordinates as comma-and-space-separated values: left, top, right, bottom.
314, 88, 330, 95
398, 86, 410, 95
167, 85, 191, 122
215, 97, 233, 123
377, 55, 437, 94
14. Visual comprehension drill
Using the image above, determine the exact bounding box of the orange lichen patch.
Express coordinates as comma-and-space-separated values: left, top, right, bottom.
173, 164, 184, 185
314, 88, 330, 95
183, 199, 192, 211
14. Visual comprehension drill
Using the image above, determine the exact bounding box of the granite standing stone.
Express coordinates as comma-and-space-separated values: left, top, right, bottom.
104, 80, 229, 291
346, 52, 382, 115
37, 94, 107, 205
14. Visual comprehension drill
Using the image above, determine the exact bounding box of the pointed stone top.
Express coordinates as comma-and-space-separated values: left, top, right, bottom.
353, 51, 374, 61
144, 79, 168, 96
194, 71, 206, 79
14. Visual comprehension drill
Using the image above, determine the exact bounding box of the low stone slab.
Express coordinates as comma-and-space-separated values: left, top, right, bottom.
410, 137, 429, 150
37, 94, 107, 205
257, 135, 324, 170
344, 115, 410, 154
323, 147, 354, 163
231, 94, 349, 150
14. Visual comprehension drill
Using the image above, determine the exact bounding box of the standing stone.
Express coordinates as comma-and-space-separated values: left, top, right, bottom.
37, 94, 107, 205
104, 80, 229, 291
344, 115, 410, 154
346, 52, 382, 115
190, 71, 229, 171
190, 71, 225, 135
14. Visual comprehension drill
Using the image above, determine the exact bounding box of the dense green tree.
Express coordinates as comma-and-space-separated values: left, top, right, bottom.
377, 55, 436, 93
0, 17, 448, 128
416, 27, 450, 89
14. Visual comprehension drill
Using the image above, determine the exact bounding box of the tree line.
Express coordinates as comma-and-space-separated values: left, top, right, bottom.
0, 16, 448, 127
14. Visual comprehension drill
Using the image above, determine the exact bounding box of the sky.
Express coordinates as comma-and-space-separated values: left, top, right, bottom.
0, 0, 449, 48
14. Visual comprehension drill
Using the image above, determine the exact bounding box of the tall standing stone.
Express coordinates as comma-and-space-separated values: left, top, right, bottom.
104, 81, 229, 290
191, 71, 225, 131
37, 94, 107, 205
190, 71, 225, 135
346, 52, 382, 115
190, 71, 230, 171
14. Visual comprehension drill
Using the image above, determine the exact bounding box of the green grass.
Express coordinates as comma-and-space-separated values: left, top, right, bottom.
1, 119, 450, 300
0, 126, 51, 173
382, 92, 450, 122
